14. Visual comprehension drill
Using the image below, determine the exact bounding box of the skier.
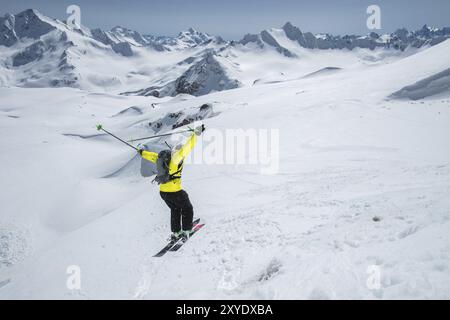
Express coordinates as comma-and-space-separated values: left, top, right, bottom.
138, 124, 205, 242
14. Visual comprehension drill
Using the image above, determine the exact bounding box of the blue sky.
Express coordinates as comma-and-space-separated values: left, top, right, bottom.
1, 0, 449, 39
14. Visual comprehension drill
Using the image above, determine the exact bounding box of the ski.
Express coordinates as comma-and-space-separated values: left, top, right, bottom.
153, 218, 200, 257
169, 223, 205, 252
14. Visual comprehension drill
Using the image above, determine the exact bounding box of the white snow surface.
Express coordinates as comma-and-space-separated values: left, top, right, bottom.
0, 35, 450, 299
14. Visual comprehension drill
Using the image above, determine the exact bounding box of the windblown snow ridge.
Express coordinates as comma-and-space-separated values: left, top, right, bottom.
302, 67, 342, 78
390, 68, 450, 100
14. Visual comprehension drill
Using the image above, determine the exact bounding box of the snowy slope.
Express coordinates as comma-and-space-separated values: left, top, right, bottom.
1, 33, 450, 299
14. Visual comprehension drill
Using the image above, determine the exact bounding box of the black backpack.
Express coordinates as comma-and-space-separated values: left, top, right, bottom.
154, 150, 181, 184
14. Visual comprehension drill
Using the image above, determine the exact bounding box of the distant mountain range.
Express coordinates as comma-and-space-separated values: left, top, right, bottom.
1, 9, 449, 97
242, 22, 450, 57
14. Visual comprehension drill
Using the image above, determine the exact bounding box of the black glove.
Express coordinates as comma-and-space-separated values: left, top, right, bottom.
138, 148, 144, 155
194, 124, 206, 136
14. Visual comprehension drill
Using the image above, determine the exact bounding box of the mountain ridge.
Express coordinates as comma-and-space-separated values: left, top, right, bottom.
1, 8, 449, 96
2, 9, 449, 52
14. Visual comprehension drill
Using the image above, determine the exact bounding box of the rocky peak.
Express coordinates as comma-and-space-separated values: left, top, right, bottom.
0, 9, 55, 47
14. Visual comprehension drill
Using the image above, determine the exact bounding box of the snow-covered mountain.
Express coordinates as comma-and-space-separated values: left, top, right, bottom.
90, 25, 223, 53
239, 22, 450, 57
0, 9, 57, 47
122, 51, 240, 97
0, 9, 228, 91
147, 27, 225, 51
91, 26, 165, 55
1, 9, 449, 96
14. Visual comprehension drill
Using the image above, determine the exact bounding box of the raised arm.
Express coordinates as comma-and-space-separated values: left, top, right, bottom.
171, 133, 197, 165
140, 125, 205, 165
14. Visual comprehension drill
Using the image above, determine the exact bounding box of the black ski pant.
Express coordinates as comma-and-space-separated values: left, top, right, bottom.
160, 190, 194, 233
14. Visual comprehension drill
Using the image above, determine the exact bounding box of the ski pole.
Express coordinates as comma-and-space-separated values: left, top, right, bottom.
96, 124, 139, 151
127, 128, 194, 143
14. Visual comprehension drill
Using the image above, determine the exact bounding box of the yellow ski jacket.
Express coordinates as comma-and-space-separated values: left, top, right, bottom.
141, 133, 197, 192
